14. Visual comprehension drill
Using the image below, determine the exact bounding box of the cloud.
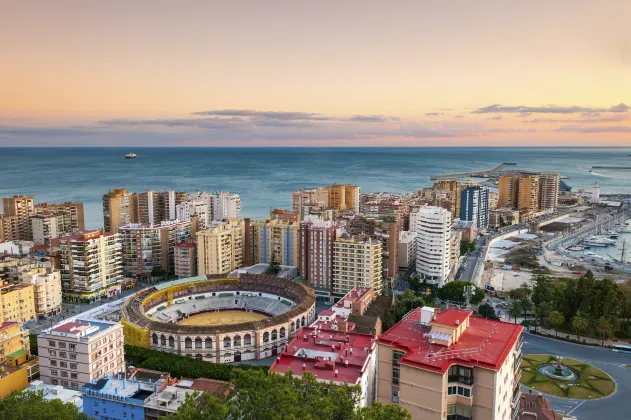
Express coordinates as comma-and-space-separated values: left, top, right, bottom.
347, 115, 391, 123
472, 103, 630, 114
555, 125, 631, 133
525, 114, 629, 124
191, 109, 332, 121
486, 115, 503, 120
453, 115, 465, 119
425, 112, 443, 117
518, 112, 531, 118
435, 108, 453, 111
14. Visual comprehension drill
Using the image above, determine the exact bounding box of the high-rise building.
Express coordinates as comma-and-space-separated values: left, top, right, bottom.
2, 195, 35, 240
497, 175, 520, 209
30, 212, 65, 245
250, 219, 300, 267
270, 208, 301, 224
376, 306, 523, 420
397, 231, 417, 271
459, 185, 489, 230
328, 184, 360, 212
538, 173, 560, 212
38, 319, 125, 389
34, 202, 85, 232
18, 263, 62, 318
58, 230, 124, 302
432, 181, 462, 217
0, 215, 19, 241
347, 214, 400, 280
415, 206, 452, 286
212, 191, 241, 220
0, 283, 35, 323
103, 188, 138, 233
333, 236, 382, 296
518, 175, 540, 212
592, 182, 601, 203
176, 200, 210, 229
299, 218, 343, 290
291, 187, 329, 215
119, 220, 191, 277
137, 190, 164, 224
162, 191, 189, 220
196, 219, 244, 275
174, 242, 197, 278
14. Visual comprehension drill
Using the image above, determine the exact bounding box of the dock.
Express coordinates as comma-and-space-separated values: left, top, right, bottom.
592, 165, 631, 169
430, 162, 517, 180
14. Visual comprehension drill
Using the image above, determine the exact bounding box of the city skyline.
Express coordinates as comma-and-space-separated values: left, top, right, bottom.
1, 0, 630, 147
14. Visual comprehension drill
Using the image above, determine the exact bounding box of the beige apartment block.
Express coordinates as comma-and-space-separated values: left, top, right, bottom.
137, 190, 165, 224
30, 212, 65, 245
250, 218, 300, 267
2, 195, 35, 240
34, 202, 85, 231
518, 175, 540, 212
377, 306, 523, 420
102, 188, 138, 233
18, 263, 62, 318
332, 236, 382, 296
174, 242, 197, 278
538, 173, 560, 212
196, 219, 244, 275
0, 215, 19, 241
0, 283, 35, 323
38, 319, 125, 390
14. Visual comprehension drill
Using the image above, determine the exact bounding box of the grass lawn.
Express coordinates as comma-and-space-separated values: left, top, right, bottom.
520, 354, 615, 400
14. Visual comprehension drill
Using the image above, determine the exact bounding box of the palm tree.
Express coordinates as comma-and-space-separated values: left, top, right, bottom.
596, 317, 614, 346
548, 311, 565, 338
508, 302, 521, 324
571, 314, 589, 342
534, 302, 552, 333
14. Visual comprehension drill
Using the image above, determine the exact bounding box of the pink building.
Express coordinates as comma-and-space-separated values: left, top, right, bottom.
299, 219, 343, 290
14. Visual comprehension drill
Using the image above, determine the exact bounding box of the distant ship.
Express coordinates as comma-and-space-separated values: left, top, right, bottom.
125, 153, 137, 159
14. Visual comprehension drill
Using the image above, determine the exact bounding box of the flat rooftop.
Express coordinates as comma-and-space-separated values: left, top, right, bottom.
270, 327, 375, 385
334, 287, 372, 310
377, 307, 522, 373
83, 376, 159, 401
47, 318, 119, 339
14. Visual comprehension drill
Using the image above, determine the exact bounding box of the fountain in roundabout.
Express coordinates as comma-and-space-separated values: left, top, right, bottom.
537, 356, 581, 382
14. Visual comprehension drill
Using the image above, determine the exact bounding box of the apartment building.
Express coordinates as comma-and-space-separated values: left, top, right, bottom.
460, 185, 489, 230
0, 214, 20, 241
2, 195, 35, 240
176, 199, 210, 229
377, 306, 523, 420
58, 230, 124, 302
489, 209, 520, 228
270, 208, 301, 223
538, 173, 560, 212
162, 191, 189, 221
328, 184, 360, 212
398, 231, 417, 271
291, 184, 360, 217
38, 319, 125, 389
137, 191, 164, 224
30, 212, 65, 245
432, 181, 462, 217
497, 176, 520, 209
450, 231, 462, 274
0, 282, 35, 323
18, 263, 62, 318
250, 218, 300, 267
332, 236, 382, 296
34, 202, 85, 232
347, 214, 400, 281
299, 218, 344, 290
291, 187, 329, 215
0, 321, 37, 399
103, 189, 138, 233
119, 220, 192, 277
518, 175, 540, 212
212, 191, 241, 220
0, 321, 31, 366
415, 206, 452, 287
174, 242, 197, 278
196, 219, 244, 275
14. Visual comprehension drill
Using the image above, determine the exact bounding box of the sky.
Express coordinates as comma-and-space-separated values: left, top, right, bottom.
1, 0, 630, 147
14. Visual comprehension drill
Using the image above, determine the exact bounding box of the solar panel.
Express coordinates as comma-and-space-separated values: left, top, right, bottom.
428, 330, 452, 341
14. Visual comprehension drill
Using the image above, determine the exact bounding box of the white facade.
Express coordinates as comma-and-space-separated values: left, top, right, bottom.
31, 213, 64, 245
176, 200, 210, 228
592, 182, 601, 203
415, 206, 452, 286
397, 231, 417, 269
18, 263, 62, 317
212, 191, 241, 220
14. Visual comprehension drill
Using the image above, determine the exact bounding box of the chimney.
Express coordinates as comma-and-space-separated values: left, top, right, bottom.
455, 319, 460, 326
345, 360, 349, 368
334, 369, 339, 378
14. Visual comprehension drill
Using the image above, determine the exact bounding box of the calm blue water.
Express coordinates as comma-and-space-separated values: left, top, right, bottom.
2, 147, 631, 229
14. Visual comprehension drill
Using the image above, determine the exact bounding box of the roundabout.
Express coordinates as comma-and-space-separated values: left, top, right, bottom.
520, 354, 616, 400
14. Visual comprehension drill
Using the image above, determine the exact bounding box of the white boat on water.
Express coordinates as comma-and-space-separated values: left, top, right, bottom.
568, 246, 584, 251
125, 153, 137, 159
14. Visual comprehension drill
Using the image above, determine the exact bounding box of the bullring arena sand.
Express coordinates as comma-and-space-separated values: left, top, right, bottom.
176, 310, 268, 326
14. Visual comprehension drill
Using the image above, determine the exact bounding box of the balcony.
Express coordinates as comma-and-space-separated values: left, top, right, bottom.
514, 352, 523, 371
511, 387, 521, 408
511, 405, 520, 420
514, 368, 522, 385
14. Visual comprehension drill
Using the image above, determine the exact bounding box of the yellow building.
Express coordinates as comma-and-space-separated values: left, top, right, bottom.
538, 173, 560, 211
102, 188, 138, 233
497, 175, 519, 209
18, 263, 62, 318
0, 214, 20, 242
333, 236, 382, 296
0, 283, 36, 323
327, 184, 360, 212
0, 321, 39, 399
250, 218, 300, 267
518, 175, 540, 212
1, 195, 35, 241
196, 219, 245, 275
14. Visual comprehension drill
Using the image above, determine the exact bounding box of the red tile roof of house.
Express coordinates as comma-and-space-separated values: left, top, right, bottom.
377, 307, 522, 374
51, 321, 89, 334
1, 321, 19, 331
270, 327, 375, 385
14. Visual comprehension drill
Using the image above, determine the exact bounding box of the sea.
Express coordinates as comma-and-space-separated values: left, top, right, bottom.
1, 147, 631, 229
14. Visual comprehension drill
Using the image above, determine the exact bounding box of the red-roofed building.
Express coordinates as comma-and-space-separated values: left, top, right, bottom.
376, 306, 523, 420
270, 326, 377, 407
332, 287, 375, 318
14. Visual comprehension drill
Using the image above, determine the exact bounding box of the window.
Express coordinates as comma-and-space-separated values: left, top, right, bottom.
51, 369, 58, 376
58, 342, 66, 348
61, 380, 69, 387
69, 344, 76, 351
60, 362, 67, 368
59, 351, 67, 358
51, 360, 57, 367
448, 365, 474, 385
70, 363, 77, 369
48, 350, 56, 357
51, 379, 59, 385
448, 386, 472, 398
61, 371, 68, 378
447, 404, 472, 420
71, 382, 78, 389
392, 350, 405, 385
71, 373, 78, 379
70, 353, 77, 360
392, 386, 400, 403
185, 338, 192, 348
49, 341, 56, 347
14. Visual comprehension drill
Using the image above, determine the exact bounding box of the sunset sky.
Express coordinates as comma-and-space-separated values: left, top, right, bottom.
1, 0, 629, 146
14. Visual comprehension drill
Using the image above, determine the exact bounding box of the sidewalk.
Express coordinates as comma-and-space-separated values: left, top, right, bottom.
532, 326, 628, 347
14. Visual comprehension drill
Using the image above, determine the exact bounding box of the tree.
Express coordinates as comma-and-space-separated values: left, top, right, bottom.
29, 333, 38, 356
459, 240, 476, 255
478, 303, 499, 320
508, 302, 522, 324
519, 299, 533, 320
436, 281, 485, 305
534, 302, 552, 333
382, 290, 432, 330
596, 317, 615, 346
0, 390, 88, 420
571, 314, 589, 342
548, 311, 565, 338
353, 402, 412, 420
151, 267, 167, 277
264, 253, 282, 276
167, 392, 231, 420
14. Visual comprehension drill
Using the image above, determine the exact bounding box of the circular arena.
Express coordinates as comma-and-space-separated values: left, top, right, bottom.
121, 274, 316, 363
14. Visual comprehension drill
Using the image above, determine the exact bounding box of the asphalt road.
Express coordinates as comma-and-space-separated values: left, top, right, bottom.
522, 332, 631, 419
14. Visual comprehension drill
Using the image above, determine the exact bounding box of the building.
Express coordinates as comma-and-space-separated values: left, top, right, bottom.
2, 195, 35, 240
591, 182, 601, 203
432, 181, 462, 217
331, 287, 376, 318
518, 175, 540, 212
269, 326, 377, 407
489, 209, 520, 228
299, 218, 343, 290
250, 218, 300, 267
415, 206, 452, 286
0, 282, 35, 323
347, 214, 400, 281
18, 263, 62, 318
270, 208, 301, 223
449, 230, 462, 274
519, 391, 566, 420
162, 191, 189, 221
453, 220, 475, 242
328, 184, 360, 212
397, 231, 417, 270
196, 219, 244, 275
0, 214, 20, 241
376, 306, 524, 420
174, 242, 197, 278
176, 199, 210, 229
137, 190, 164, 224
28, 380, 83, 411
119, 220, 192, 277
34, 202, 85, 232
212, 191, 241, 220
292, 187, 329, 215
30, 212, 65, 245
460, 185, 489, 230
333, 236, 382, 296
38, 318, 125, 389
0, 321, 38, 399
498, 175, 520, 209
103, 189, 138, 233
291, 184, 360, 217
58, 230, 124, 302
538, 173, 560, 212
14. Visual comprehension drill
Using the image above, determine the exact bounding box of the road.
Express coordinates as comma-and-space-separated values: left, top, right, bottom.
522, 332, 631, 419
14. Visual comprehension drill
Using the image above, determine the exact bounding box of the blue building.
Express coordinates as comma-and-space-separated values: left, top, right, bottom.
82, 375, 158, 420
460, 185, 489, 230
